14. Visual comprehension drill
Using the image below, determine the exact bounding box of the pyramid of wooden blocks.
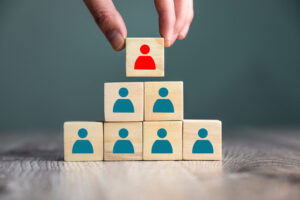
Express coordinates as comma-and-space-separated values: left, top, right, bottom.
64, 37, 222, 161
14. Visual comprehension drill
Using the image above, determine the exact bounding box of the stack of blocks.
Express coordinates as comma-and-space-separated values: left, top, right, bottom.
64, 38, 222, 161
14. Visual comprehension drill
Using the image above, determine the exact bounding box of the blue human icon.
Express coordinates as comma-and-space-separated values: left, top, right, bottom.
153, 87, 174, 113
113, 128, 135, 154
192, 128, 214, 154
72, 128, 94, 154
151, 128, 173, 154
113, 87, 135, 113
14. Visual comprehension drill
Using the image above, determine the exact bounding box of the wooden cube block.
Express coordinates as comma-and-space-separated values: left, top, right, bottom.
64, 121, 103, 161
104, 122, 142, 161
126, 38, 164, 77
105, 82, 144, 121
183, 120, 222, 160
143, 121, 182, 160
145, 81, 183, 121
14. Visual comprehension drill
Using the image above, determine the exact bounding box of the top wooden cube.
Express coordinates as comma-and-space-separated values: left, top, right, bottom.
126, 38, 164, 77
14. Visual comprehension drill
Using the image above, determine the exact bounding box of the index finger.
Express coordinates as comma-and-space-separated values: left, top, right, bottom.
154, 0, 176, 47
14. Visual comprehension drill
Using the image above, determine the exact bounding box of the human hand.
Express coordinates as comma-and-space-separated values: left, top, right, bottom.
84, 0, 194, 51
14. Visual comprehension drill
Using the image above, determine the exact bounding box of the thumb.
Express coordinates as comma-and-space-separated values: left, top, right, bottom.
84, 0, 127, 51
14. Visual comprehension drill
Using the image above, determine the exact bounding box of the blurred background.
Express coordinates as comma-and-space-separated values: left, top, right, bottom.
0, 0, 300, 132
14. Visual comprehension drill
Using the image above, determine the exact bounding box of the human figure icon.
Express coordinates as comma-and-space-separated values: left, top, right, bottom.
113, 128, 134, 154
151, 128, 173, 154
72, 128, 94, 154
153, 87, 174, 113
113, 87, 135, 113
134, 44, 156, 70
192, 128, 214, 154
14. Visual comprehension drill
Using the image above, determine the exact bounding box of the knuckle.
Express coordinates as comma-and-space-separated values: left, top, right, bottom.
94, 14, 108, 27
94, 10, 112, 28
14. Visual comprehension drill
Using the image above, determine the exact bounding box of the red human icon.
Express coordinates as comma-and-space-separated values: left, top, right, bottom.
134, 44, 156, 70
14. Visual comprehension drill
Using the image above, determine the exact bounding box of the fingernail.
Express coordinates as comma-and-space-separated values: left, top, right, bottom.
178, 32, 185, 40
106, 30, 125, 51
178, 25, 190, 40
165, 34, 172, 47
166, 33, 178, 47
165, 39, 169, 47
173, 33, 178, 43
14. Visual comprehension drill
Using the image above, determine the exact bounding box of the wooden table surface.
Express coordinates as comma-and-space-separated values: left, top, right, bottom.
0, 128, 300, 200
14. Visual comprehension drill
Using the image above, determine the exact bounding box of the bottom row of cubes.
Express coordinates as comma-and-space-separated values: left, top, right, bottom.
64, 120, 222, 161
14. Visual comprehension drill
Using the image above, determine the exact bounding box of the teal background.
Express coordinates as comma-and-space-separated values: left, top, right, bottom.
0, 0, 300, 131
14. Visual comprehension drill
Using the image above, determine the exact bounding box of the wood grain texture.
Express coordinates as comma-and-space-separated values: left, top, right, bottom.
126, 38, 164, 77
0, 128, 300, 200
64, 122, 103, 161
104, 82, 144, 121
144, 81, 183, 121
143, 121, 182, 160
183, 120, 222, 160
104, 122, 142, 161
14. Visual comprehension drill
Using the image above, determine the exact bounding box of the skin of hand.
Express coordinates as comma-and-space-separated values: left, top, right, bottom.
83, 0, 194, 51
